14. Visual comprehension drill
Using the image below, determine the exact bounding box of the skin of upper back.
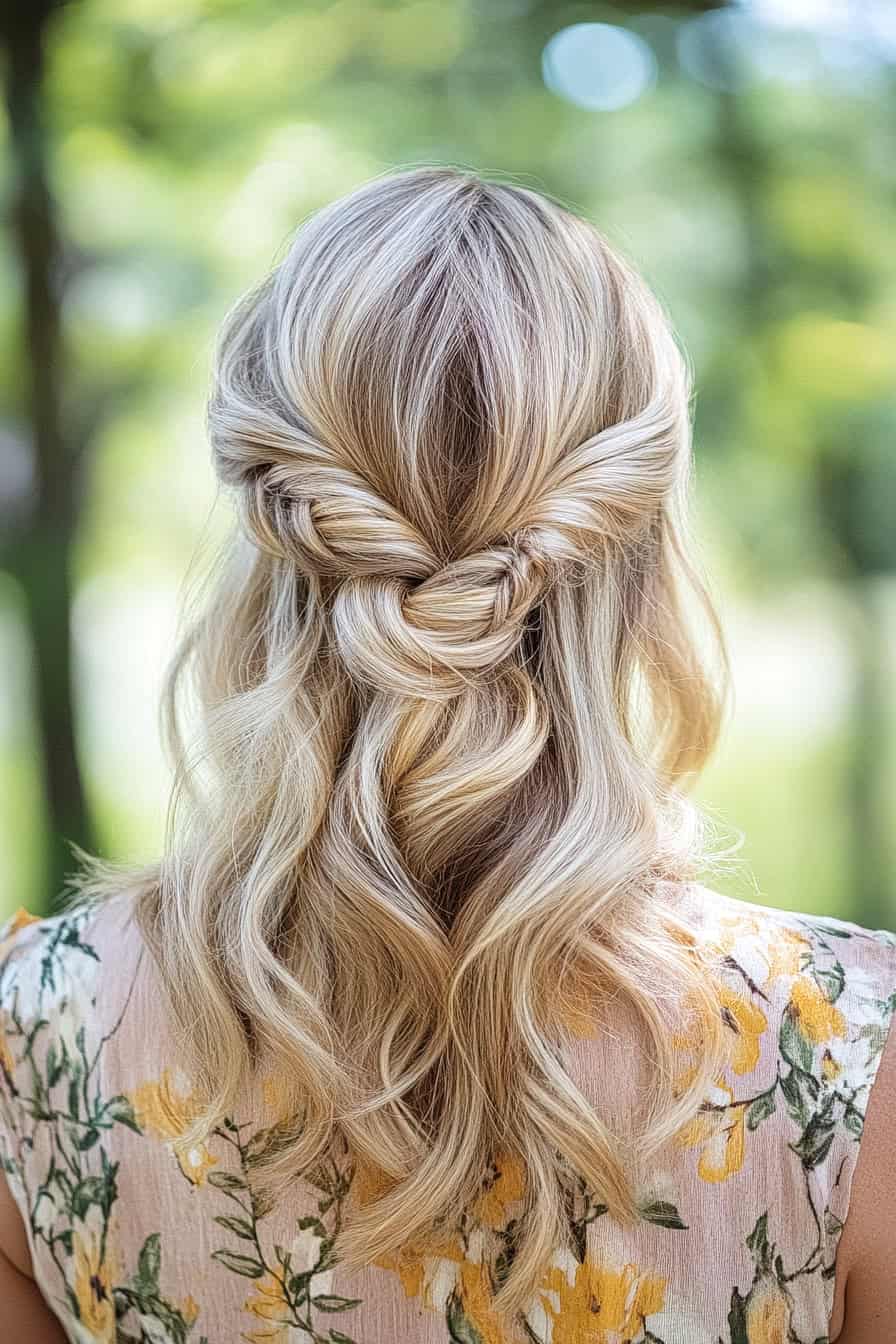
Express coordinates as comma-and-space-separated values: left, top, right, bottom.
0, 1174, 67, 1342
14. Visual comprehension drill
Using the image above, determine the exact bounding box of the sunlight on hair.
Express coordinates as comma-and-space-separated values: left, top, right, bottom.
70, 165, 734, 1326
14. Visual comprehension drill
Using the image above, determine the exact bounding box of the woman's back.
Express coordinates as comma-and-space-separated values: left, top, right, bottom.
2, 881, 894, 1343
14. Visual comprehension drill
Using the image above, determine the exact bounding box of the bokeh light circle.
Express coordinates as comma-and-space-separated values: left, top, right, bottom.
676, 9, 758, 91
542, 23, 657, 112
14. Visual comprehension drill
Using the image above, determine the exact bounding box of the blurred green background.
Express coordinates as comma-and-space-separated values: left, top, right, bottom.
1, 0, 895, 926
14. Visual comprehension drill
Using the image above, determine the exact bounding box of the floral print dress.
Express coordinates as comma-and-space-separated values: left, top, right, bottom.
0, 884, 894, 1344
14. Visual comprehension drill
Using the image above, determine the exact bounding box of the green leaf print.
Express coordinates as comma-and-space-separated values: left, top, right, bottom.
790, 1090, 838, 1170
70, 1174, 111, 1220
804, 921, 852, 940
813, 963, 845, 1003
101, 1093, 142, 1131
726, 1287, 749, 1344
206, 1168, 247, 1191
213, 1213, 256, 1241
780, 1003, 814, 1073
745, 1087, 777, 1131
857, 1020, 889, 1061
208, 1120, 362, 1338
791, 1119, 836, 1170
45, 1042, 63, 1089
313, 1293, 364, 1311
210, 1248, 266, 1277
0, 913, 201, 1343
639, 1200, 688, 1230
779, 1065, 819, 1127
842, 1102, 864, 1137
447, 1288, 485, 1343
744, 1213, 771, 1273
132, 1232, 162, 1295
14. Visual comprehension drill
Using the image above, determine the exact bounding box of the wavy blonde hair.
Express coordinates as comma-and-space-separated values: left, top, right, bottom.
75, 166, 734, 1322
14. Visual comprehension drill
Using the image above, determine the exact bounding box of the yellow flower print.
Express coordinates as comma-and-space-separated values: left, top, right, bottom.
707, 912, 762, 960
789, 977, 847, 1046
541, 1257, 666, 1344
0, 1013, 15, 1082
743, 1273, 792, 1343
378, 1231, 517, 1342
821, 1048, 842, 1081
670, 997, 724, 1064
351, 1156, 398, 1210
671, 978, 767, 1084
376, 1234, 465, 1311
379, 1249, 425, 1303
717, 985, 768, 1076
261, 1073, 291, 1119
181, 1295, 200, 1326
557, 973, 604, 1040
129, 1069, 218, 1185
242, 1225, 333, 1343
367, 1153, 523, 1327
677, 1080, 746, 1183
764, 928, 811, 985
71, 1220, 119, 1344
474, 1153, 525, 1229
0, 906, 40, 946
243, 1269, 292, 1343
458, 1260, 513, 1344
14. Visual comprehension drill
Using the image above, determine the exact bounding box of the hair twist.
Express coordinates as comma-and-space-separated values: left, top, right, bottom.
211, 401, 439, 581
332, 534, 555, 699
212, 383, 684, 700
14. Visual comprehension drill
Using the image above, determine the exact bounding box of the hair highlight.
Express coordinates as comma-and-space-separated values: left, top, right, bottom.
72, 166, 735, 1327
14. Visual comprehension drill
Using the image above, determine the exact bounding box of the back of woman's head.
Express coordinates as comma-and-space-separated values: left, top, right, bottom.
81, 166, 733, 1321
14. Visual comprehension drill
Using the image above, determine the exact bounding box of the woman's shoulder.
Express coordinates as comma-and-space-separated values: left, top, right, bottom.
0, 890, 160, 1166
690, 881, 896, 974
689, 882, 896, 1134
684, 886, 896, 1340
0, 890, 148, 1026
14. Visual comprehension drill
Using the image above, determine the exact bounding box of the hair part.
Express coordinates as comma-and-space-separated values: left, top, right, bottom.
71, 165, 734, 1327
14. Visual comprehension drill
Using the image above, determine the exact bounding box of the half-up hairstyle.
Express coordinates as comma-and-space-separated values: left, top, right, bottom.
73, 166, 734, 1324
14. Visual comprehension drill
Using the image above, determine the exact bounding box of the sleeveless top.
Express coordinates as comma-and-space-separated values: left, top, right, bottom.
1, 884, 895, 1344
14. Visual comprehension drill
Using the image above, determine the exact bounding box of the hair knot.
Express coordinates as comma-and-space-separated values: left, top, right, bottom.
332, 537, 554, 700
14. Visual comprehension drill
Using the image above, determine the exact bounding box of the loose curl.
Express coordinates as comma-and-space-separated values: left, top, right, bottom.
73, 166, 734, 1325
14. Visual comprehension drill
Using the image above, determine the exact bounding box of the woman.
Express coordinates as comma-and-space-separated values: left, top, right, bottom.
0, 166, 893, 1344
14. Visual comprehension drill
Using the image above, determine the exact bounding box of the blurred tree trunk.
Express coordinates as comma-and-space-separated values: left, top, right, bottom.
1, 2, 96, 912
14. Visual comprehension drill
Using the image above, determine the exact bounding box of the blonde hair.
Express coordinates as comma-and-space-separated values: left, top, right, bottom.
75, 166, 733, 1323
